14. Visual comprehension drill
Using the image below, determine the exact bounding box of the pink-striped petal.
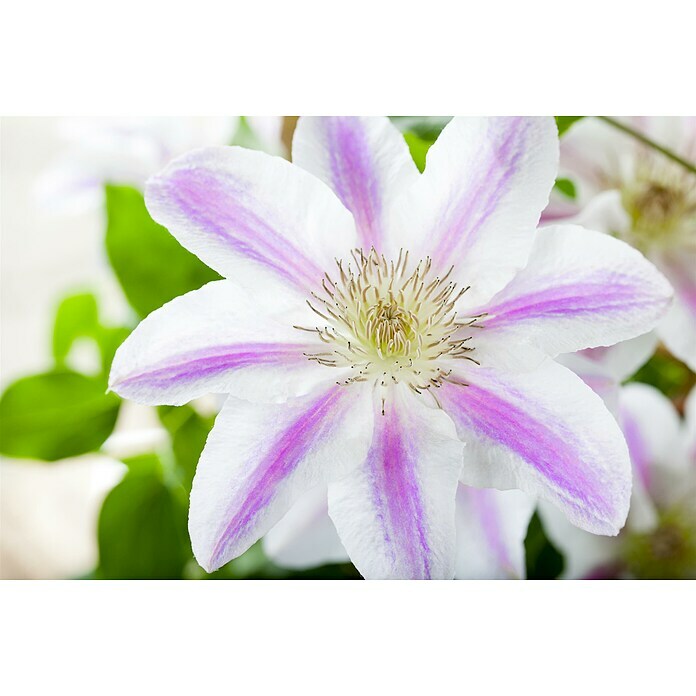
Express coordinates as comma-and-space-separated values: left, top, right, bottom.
386, 117, 558, 307
190, 384, 373, 572
292, 117, 419, 253
473, 225, 672, 358
327, 385, 463, 579
109, 280, 332, 405
145, 146, 358, 294
454, 486, 534, 579
439, 361, 632, 535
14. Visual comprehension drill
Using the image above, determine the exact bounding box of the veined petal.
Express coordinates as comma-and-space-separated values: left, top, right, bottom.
475, 225, 672, 357
454, 486, 534, 580
328, 385, 463, 579
145, 146, 358, 294
262, 485, 349, 569
387, 117, 558, 307
292, 117, 419, 252
109, 280, 331, 405
656, 249, 696, 372
190, 384, 373, 572
439, 361, 632, 535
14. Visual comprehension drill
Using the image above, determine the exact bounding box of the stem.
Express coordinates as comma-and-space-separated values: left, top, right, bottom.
597, 116, 696, 176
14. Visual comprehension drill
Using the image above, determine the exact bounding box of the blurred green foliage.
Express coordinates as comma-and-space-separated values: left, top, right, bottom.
97, 453, 190, 579
0, 371, 120, 461
524, 512, 565, 580
553, 177, 577, 200
555, 116, 584, 136
105, 185, 221, 318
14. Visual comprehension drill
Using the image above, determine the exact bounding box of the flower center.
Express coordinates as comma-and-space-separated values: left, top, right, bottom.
295, 248, 481, 404
619, 153, 696, 252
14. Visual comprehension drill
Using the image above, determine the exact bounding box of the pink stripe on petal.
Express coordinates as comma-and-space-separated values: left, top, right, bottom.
430, 117, 528, 267
114, 342, 309, 392
365, 399, 433, 578
156, 167, 324, 291
208, 386, 347, 569
482, 277, 652, 326
465, 488, 514, 571
440, 371, 623, 532
325, 118, 384, 250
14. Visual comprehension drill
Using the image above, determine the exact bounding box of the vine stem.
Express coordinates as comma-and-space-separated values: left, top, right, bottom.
597, 116, 696, 176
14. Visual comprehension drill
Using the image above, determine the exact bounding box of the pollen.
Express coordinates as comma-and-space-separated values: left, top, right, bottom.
295, 248, 483, 403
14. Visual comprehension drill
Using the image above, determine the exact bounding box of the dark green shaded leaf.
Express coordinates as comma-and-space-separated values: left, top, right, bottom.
97, 456, 190, 579
554, 177, 577, 200
555, 116, 584, 136
0, 371, 120, 461
524, 512, 565, 579
105, 184, 221, 318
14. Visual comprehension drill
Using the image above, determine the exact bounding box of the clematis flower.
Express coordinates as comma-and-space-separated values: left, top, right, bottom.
542, 385, 696, 579
546, 117, 696, 371
109, 116, 673, 579
38, 116, 284, 213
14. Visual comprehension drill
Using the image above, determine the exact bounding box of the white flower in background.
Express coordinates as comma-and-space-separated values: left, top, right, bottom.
109, 116, 672, 579
542, 385, 696, 579
547, 117, 696, 371
37, 117, 284, 213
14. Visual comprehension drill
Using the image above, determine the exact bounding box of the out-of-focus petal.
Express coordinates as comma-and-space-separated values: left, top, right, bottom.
263, 485, 349, 569
454, 486, 534, 579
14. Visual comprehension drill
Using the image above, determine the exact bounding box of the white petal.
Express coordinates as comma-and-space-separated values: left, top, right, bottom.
109, 279, 334, 405
440, 360, 632, 536
475, 225, 673, 357
145, 146, 358, 294
262, 485, 349, 569
328, 386, 464, 579
656, 249, 696, 372
454, 486, 535, 579
386, 117, 559, 307
190, 384, 373, 572
539, 502, 619, 579
292, 116, 419, 252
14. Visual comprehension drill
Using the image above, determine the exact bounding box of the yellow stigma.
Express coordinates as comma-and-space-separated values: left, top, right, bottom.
295, 248, 483, 400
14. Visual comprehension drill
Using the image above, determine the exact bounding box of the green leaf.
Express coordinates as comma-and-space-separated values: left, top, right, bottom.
554, 177, 577, 200
403, 132, 434, 173
0, 371, 121, 461
555, 116, 584, 137
524, 512, 565, 579
97, 457, 190, 579
105, 184, 221, 318
52, 292, 100, 365
630, 352, 694, 400
158, 404, 215, 491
